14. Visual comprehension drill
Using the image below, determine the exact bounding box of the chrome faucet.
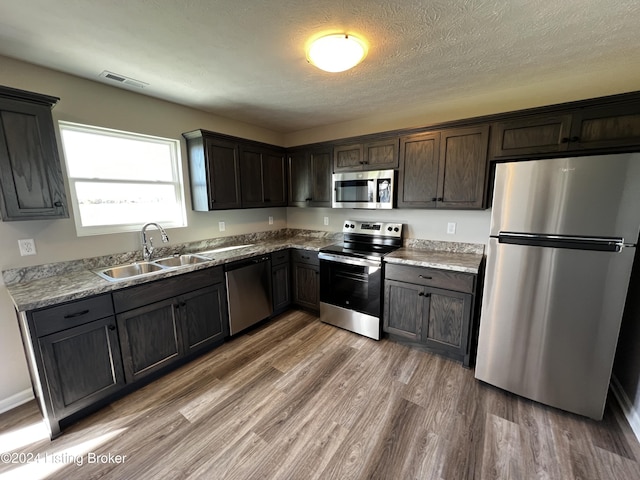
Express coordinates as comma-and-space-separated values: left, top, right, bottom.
141, 222, 169, 262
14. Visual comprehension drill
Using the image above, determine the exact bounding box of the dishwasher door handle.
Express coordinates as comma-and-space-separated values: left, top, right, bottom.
227, 256, 270, 271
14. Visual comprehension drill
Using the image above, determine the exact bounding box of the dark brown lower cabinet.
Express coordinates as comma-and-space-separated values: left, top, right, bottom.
271, 250, 291, 313
117, 284, 227, 383
383, 263, 477, 366
38, 316, 125, 418
291, 250, 320, 312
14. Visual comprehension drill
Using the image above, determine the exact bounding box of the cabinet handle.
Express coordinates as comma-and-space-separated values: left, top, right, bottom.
63, 309, 89, 319
570, 136, 580, 142
174, 303, 180, 309
108, 325, 116, 331
305, 198, 312, 202
54, 201, 63, 208
180, 302, 186, 307
561, 137, 570, 143
418, 275, 433, 280
418, 292, 424, 296
437, 197, 443, 202
431, 197, 437, 202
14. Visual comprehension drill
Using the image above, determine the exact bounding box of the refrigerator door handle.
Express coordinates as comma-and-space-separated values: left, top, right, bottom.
497, 232, 629, 252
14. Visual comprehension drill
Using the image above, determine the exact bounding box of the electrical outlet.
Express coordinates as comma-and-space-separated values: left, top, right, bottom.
18, 238, 37, 256
447, 222, 456, 235
268, 216, 274, 225
323, 216, 329, 226
218, 221, 226, 232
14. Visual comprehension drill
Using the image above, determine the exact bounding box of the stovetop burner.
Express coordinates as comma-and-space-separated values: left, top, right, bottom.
320, 220, 404, 261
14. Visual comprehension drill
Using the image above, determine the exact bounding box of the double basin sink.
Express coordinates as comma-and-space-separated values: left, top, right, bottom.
94, 245, 253, 282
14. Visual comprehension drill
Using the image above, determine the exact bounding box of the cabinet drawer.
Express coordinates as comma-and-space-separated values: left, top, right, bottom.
385, 263, 474, 293
291, 249, 319, 266
271, 249, 290, 266
32, 294, 114, 337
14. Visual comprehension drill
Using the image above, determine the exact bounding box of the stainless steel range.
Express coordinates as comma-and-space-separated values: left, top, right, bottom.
319, 220, 403, 340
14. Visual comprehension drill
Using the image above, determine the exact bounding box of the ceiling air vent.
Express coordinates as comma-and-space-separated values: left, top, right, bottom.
99, 71, 148, 89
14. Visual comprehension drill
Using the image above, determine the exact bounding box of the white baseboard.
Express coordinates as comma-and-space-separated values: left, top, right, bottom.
0, 389, 34, 415
611, 374, 640, 442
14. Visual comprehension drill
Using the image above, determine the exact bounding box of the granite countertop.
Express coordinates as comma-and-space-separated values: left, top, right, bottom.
5, 235, 340, 313
384, 248, 484, 274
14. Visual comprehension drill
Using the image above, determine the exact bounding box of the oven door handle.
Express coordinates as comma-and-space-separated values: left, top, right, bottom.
318, 252, 380, 268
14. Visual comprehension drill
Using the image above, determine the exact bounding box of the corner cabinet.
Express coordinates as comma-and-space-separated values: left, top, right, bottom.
398, 125, 489, 209
383, 263, 478, 366
0, 86, 68, 221
183, 129, 286, 210
288, 147, 332, 207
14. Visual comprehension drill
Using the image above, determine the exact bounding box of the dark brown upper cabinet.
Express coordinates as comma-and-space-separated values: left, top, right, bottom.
570, 102, 640, 151
333, 137, 399, 172
0, 86, 68, 221
184, 131, 241, 210
288, 147, 332, 207
490, 99, 640, 159
398, 125, 489, 209
183, 130, 286, 211
239, 145, 286, 208
398, 132, 440, 208
490, 114, 572, 158
438, 125, 490, 209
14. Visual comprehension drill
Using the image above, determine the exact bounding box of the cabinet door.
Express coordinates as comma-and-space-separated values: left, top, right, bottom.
204, 137, 241, 209
293, 263, 319, 311
364, 138, 399, 170
180, 285, 228, 354
117, 298, 183, 383
288, 150, 311, 206
423, 287, 472, 356
437, 125, 489, 209
397, 132, 440, 208
490, 114, 572, 158
570, 103, 640, 150
39, 316, 124, 417
272, 261, 291, 312
383, 279, 424, 340
263, 151, 287, 206
239, 147, 264, 208
0, 98, 68, 220
334, 143, 364, 172
310, 149, 332, 207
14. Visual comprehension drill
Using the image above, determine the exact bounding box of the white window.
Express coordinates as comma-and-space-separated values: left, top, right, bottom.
59, 121, 187, 236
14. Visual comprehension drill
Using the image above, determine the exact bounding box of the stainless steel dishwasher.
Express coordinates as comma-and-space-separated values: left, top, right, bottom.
225, 255, 273, 335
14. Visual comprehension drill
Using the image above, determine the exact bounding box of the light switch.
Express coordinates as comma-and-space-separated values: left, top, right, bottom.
447, 222, 456, 235
219, 221, 226, 232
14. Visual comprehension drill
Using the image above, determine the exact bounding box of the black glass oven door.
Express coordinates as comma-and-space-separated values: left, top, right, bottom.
320, 258, 381, 317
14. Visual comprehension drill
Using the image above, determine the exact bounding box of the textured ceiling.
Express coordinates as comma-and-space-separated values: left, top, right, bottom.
0, 0, 639, 133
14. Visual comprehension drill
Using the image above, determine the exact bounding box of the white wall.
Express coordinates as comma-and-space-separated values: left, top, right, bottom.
287, 207, 491, 245
0, 56, 287, 410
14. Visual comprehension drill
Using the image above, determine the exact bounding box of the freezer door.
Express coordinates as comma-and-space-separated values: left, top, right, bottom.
490, 154, 640, 242
475, 237, 636, 419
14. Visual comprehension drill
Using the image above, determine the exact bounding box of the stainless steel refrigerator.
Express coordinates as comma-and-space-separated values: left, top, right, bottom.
475, 153, 640, 420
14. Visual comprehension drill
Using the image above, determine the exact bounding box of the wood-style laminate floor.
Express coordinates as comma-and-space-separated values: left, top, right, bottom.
1, 310, 640, 479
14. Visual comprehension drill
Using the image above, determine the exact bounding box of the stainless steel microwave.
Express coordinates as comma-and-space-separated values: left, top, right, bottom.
332, 169, 395, 209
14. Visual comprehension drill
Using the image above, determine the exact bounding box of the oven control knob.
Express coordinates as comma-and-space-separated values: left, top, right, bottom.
387, 226, 392, 231
345, 223, 349, 228
350, 224, 355, 228
394, 227, 399, 232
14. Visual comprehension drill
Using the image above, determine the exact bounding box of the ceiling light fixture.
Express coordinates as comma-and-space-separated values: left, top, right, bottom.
306, 34, 368, 73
